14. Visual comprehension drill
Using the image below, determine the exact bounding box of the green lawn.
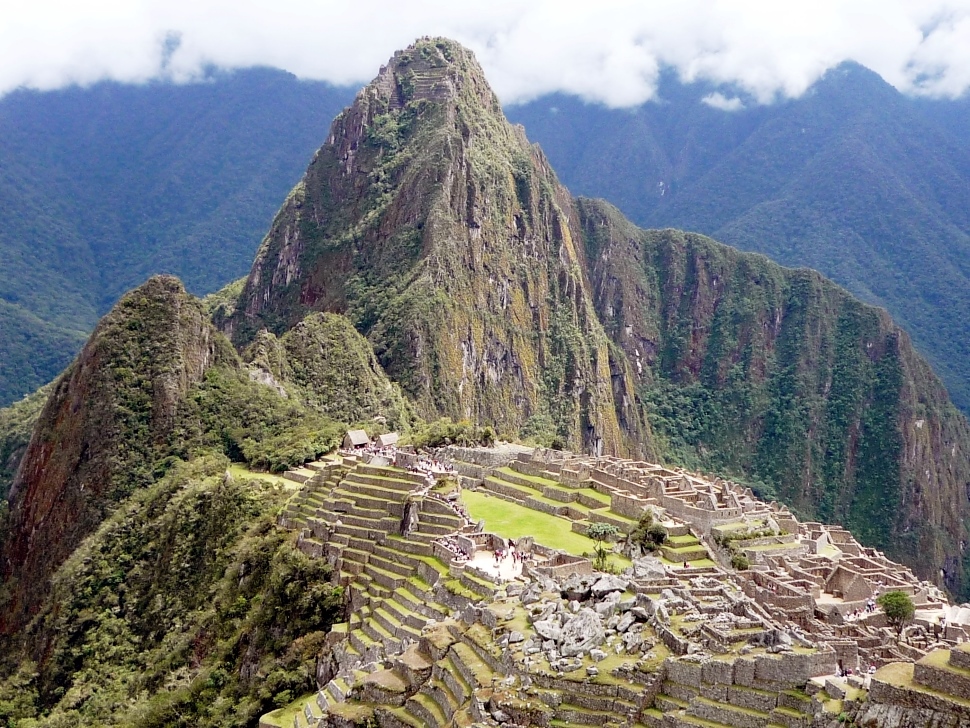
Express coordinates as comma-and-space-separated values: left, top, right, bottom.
228, 463, 290, 487
260, 692, 315, 726
462, 491, 630, 569
496, 466, 560, 487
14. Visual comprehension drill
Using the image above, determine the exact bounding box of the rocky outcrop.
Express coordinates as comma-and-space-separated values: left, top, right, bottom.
0, 276, 220, 634
221, 38, 651, 457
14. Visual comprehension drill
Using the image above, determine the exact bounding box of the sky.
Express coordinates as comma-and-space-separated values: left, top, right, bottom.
2, 1, 970, 107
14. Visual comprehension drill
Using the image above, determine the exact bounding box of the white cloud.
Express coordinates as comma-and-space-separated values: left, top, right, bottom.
701, 92, 745, 111
2, 0, 970, 105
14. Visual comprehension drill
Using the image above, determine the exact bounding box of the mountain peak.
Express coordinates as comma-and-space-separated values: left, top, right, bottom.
225, 38, 649, 457
365, 37, 496, 112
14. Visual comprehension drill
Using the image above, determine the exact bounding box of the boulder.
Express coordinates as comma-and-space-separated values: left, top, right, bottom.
560, 608, 606, 657
616, 611, 636, 633
595, 591, 622, 616
520, 583, 543, 605
591, 574, 628, 597
631, 556, 667, 580
534, 620, 563, 642
561, 578, 592, 603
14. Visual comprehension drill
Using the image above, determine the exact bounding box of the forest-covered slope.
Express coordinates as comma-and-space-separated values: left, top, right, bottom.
579, 200, 970, 592
507, 64, 970, 415
0, 70, 354, 406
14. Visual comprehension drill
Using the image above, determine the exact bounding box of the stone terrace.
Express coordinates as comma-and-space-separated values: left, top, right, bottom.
262, 445, 966, 728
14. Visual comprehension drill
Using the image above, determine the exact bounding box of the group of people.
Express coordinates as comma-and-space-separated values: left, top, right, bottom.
493, 541, 527, 567
407, 455, 456, 476
439, 536, 471, 562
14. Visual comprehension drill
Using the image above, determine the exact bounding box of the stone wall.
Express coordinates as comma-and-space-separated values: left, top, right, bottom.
612, 492, 650, 520
914, 651, 970, 701
869, 670, 970, 719
529, 554, 592, 579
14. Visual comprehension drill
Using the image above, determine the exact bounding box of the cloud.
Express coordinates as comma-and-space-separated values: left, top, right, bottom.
701, 92, 745, 111
2, 0, 970, 106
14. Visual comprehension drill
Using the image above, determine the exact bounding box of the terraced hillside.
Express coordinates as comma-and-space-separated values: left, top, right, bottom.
264, 443, 952, 728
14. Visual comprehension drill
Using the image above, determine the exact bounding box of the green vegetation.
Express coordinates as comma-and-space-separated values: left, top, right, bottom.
0, 303, 87, 408
225, 38, 646, 455
878, 591, 915, 636
0, 456, 342, 727
404, 418, 495, 449
579, 205, 970, 593
244, 313, 412, 430
627, 511, 668, 554
173, 366, 346, 473
509, 65, 970, 414
461, 490, 629, 570
0, 71, 354, 408
586, 522, 621, 571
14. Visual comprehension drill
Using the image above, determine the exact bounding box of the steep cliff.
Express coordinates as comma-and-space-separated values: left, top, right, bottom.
578, 198, 970, 593
0, 385, 51, 501
222, 38, 650, 457
0, 276, 220, 633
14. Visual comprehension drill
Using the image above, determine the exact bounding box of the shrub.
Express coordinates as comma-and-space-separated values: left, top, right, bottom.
587, 522, 621, 571
629, 511, 668, 552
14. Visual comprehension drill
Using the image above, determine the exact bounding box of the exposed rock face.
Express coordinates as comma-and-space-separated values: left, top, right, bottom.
0, 384, 51, 500
0, 276, 219, 633
579, 201, 970, 596
221, 38, 650, 456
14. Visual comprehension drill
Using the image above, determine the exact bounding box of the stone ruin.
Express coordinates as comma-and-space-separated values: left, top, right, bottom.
261, 444, 970, 728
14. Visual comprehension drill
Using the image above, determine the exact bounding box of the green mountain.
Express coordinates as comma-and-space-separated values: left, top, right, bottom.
580, 203, 970, 589
0, 70, 354, 407
216, 39, 970, 594
507, 64, 970, 415
217, 40, 650, 457
3, 38, 970, 726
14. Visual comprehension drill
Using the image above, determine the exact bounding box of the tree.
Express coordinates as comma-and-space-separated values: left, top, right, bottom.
629, 511, 668, 553
586, 522, 621, 572
877, 591, 915, 636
